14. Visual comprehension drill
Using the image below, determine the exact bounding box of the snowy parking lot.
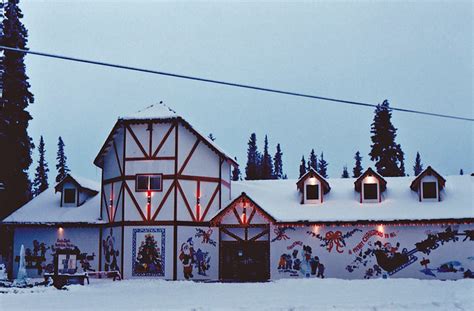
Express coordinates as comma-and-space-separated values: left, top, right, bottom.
1, 278, 473, 310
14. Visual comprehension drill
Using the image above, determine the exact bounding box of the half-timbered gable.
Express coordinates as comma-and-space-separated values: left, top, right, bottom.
94, 103, 237, 224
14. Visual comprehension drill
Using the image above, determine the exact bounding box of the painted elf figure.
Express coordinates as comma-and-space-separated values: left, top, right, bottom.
179, 238, 195, 279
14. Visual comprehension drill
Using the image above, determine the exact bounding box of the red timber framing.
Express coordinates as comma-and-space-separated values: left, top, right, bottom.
100, 122, 232, 223
94, 118, 238, 279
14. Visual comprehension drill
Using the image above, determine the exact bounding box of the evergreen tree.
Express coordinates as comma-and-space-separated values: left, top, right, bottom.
353, 151, 363, 178
245, 133, 260, 180
317, 152, 328, 178
299, 155, 307, 178
273, 143, 284, 179
231, 157, 241, 181
0, 0, 35, 218
369, 100, 405, 177
55, 136, 70, 183
261, 135, 274, 179
308, 149, 318, 171
32, 136, 49, 196
413, 152, 423, 176
460, 169, 464, 175
399, 153, 406, 176
341, 166, 349, 178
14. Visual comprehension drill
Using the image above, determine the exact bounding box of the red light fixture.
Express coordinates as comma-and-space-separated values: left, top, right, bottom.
242, 206, 247, 224
146, 190, 152, 220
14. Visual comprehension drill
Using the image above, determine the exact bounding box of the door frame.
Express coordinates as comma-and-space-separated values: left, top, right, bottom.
218, 224, 270, 281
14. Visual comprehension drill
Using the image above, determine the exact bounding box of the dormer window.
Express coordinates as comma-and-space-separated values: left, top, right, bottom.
422, 182, 437, 199
306, 184, 319, 200
63, 188, 77, 204
363, 183, 378, 200
354, 168, 387, 204
296, 168, 330, 204
410, 166, 445, 202
136, 174, 162, 192
55, 174, 99, 207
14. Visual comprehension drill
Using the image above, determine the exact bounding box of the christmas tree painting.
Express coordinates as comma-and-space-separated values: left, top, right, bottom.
133, 230, 165, 276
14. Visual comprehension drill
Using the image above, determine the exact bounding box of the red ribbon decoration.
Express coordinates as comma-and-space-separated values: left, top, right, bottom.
274, 228, 290, 241
202, 229, 213, 243
325, 230, 344, 253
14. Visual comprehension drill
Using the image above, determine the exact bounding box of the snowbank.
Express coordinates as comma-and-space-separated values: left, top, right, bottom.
0, 278, 473, 310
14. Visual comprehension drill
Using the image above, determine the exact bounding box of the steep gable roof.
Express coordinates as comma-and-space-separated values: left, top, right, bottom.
410, 166, 446, 191
354, 167, 387, 192
211, 192, 276, 226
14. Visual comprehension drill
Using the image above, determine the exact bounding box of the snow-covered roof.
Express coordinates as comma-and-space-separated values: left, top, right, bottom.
121, 102, 177, 120
3, 177, 103, 225
54, 174, 100, 194
226, 175, 473, 223
94, 102, 237, 167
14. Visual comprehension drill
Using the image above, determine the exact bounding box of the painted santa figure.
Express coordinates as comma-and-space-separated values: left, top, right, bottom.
179, 238, 195, 280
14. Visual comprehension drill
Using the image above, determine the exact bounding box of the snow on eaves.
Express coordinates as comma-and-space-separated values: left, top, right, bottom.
66, 174, 101, 192
3, 188, 103, 225
227, 175, 474, 223
121, 102, 177, 120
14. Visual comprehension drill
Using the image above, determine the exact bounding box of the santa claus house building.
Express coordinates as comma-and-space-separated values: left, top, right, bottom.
2, 103, 473, 282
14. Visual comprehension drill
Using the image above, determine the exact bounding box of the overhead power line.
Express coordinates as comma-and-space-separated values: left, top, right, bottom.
1, 45, 472, 122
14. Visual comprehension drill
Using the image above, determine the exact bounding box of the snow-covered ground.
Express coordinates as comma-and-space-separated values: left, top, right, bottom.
1, 278, 473, 310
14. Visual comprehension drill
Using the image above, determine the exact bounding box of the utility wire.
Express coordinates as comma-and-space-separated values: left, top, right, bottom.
1, 45, 472, 122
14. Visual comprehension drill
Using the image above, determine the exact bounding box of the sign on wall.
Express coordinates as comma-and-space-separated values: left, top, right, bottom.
132, 228, 166, 277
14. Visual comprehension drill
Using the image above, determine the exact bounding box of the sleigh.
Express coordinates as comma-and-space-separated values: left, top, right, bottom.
374, 250, 417, 275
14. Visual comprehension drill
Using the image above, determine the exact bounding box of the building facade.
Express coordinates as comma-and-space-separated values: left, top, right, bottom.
2, 103, 473, 281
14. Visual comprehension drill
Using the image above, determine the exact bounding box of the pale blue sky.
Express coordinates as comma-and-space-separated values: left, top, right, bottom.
21, 1, 472, 181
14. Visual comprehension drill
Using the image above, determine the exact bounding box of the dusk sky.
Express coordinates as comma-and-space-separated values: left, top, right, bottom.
21, 1, 472, 181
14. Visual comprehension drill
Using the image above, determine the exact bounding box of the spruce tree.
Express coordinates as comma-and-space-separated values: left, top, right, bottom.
0, 0, 35, 218
369, 100, 405, 177
299, 155, 307, 178
399, 153, 406, 177
353, 151, 363, 178
341, 166, 349, 178
55, 136, 70, 183
308, 149, 318, 171
273, 143, 284, 179
32, 136, 49, 196
413, 152, 423, 176
460, 169, 464, 175
245, 133, 259, 180
317, 152, 328, 178
261, 135, 274, 179
231, 157, 241, 181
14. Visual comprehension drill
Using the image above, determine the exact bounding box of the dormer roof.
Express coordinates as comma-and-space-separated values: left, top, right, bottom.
410, 166, 446, 192
54, 174, 99, 195
354, 167, 387, 193
93, 102, 238, 168
296, 168, 331, 194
